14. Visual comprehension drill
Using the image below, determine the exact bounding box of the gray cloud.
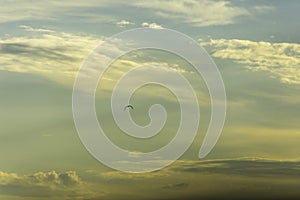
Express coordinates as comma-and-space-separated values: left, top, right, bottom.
92, 158, 300, 199
0, 43, 76, 62
100, 158, 300, 180
170, 158, 300, 178
162, 182, 189, 190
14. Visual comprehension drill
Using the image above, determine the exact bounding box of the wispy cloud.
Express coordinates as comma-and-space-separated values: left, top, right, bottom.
0, 26, 100, 82
134, 0, 273, 27
169, 158, 300, 177
99, 158, 300, 179
19, 25, 55, 33
0, 0, 116, 23
0, 0, 274, 27
0, 27, 198, 89
253, 5, 275, 14
202, 39, 300, 84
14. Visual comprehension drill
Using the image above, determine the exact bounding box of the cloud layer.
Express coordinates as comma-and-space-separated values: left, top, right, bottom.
2, 158, 300, 199
97, 158, 300, 199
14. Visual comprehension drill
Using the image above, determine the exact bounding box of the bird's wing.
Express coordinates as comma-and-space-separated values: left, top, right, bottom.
124, 105, 134, 110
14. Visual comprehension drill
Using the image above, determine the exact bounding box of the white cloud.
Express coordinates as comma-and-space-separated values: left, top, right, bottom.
116, 20, 135, 26
141, 22, 164, 29
202, 39, 300, 84
135, 0, 252, 27
0, 26, 101, 84
19, 25, 55, 33
0, 26, 198, 88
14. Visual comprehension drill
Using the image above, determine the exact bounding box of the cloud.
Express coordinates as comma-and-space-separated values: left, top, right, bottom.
202, 39, 300, 84
141, 22, 163, 29
0, 25, 101, 83
85, 158, 300, 199
162, 182, 189, 190
169, 158, 300, 178
3, 159, 300, 199
0, 170, 80, 187
96, 170, 170, 180
0, 26, 204, 107
0, 0, 116, 23
134, 0, 272, 27
116, 20, 135, 27
253, 5, 275, 14
19, 25, 55, 33
0, 170, 95, 199
98, 158, 300, 179
0, 0, 274, 27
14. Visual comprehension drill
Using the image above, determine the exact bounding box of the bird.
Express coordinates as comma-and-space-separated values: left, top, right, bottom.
124, 104, 134, 111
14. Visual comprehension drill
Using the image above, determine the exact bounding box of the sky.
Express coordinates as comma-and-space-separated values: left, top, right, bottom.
0, 0, 300, 199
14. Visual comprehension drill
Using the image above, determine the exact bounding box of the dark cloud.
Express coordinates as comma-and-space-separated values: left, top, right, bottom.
0, 43, 78, 62
162, 182, 189, 190
171, 158, 300, 178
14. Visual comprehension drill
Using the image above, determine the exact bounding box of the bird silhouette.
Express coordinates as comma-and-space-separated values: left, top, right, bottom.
123, 105, 134, 111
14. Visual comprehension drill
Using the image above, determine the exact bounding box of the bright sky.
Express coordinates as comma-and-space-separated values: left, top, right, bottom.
0, 0, 300, 199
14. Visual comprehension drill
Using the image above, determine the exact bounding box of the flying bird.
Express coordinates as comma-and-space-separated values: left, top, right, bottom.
124, 105, 134, 111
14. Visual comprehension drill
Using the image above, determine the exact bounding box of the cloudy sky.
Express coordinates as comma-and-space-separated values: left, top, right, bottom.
0, 0, 300, 199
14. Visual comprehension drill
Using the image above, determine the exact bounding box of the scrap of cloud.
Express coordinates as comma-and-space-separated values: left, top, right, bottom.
96, 170, 170, 180
253, 5, 275, 14
19, 25, 55, 33
162, 182, 189, 190
202, 39, 300, 84
141, 22, 163, 29
134, 0, 273, 27
116, 20, 135, 27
